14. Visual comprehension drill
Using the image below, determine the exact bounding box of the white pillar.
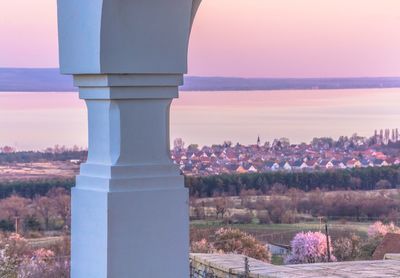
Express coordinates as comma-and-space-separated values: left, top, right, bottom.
72, 74, 188, 277
57, 1, 202, 277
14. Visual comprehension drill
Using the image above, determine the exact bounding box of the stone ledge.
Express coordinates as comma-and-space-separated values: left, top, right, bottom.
190, 253, 400, 278
384, 253, 400, 260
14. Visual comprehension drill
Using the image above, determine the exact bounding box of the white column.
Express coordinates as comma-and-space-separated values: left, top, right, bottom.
57, 1, 202, 276
71, 74, 188, 278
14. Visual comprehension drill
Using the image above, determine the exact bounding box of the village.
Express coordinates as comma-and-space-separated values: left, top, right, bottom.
172, 129, 400, 176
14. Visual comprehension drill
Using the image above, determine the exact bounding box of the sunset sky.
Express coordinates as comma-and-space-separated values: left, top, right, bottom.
0, 0, 400, 78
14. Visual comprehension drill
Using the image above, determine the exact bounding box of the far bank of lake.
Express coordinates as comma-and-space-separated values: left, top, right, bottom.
0, 88, 400, 150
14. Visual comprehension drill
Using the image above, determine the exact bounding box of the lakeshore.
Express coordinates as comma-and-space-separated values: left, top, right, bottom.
1, 88, 400, 149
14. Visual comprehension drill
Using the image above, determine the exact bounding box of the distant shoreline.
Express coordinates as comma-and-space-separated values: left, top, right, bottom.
1, 68, 400, 92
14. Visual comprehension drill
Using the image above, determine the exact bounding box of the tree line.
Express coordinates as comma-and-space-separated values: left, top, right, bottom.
0, 179, 74, 199
1, 166, 399, 200
191, 187, 400, 225
0, 150, 87, 164
0, 188, 70, 234
186, 166, 400, 197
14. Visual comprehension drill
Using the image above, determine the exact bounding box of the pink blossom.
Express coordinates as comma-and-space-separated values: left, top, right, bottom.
367, 221, 400, 238
285, 231, 336, 264
191, 239, 216, 253
18, 249, 69, 278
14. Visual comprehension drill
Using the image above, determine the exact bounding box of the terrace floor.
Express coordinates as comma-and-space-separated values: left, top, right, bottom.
190, 253, 400, 278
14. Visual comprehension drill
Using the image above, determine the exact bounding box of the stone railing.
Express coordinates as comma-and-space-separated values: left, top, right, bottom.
189, 253, 267, 278
189, 253, 400, 278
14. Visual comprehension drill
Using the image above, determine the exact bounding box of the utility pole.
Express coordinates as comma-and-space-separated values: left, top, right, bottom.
14, 216, 20, 234
318, 216, 323, 231
324, 219, 331, 262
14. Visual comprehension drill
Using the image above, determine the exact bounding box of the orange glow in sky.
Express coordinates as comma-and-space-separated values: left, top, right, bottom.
0, 0, 400, 77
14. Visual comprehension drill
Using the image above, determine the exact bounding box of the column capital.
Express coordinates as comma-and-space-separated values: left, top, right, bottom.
74, 74, 183, 100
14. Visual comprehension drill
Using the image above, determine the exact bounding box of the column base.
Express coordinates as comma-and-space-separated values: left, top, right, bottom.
71, 185, 189, 278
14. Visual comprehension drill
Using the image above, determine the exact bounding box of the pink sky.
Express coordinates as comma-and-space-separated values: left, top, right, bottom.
0, 0, 400, 78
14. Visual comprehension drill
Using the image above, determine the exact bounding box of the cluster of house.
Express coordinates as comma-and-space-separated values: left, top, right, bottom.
171, 138, 400, 176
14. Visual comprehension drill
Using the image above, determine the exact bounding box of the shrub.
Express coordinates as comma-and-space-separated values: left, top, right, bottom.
285, 231, 336, 264
333, 234, 361, 261
257, 211, 271, 224
213, 228, 271, 262
0, 233, 30, 277
0, 220, 14, 232
333, 237, 352, 261
358, 237, 382, 260
18, 248, 70, 278
367, 221, 400, 238
376, 179, 392, 190
0, 234, 70, 278
281, 211, 298, 224
269, 207, 285, 223
229, 213, 253, 224
191, 239, 216, 254
23, 217, 42, 232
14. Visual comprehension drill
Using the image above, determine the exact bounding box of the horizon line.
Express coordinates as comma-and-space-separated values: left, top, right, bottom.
1, 67, 400, 80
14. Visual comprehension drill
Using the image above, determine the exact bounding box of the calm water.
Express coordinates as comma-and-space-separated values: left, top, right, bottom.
1, 89, 400, 150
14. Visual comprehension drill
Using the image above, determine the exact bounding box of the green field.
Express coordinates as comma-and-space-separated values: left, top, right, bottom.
191, 220, 371, 245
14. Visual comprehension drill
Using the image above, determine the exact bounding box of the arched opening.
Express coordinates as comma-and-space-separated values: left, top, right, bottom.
0, 1, 400, 277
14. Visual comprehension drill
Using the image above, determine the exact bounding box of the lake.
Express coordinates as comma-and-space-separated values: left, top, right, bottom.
1, 88, 400, 150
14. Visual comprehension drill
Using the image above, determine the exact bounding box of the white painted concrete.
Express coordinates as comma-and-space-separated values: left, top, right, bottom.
71, 75, 189, 278
57, 0, 202, 277
57, 0, 201, 75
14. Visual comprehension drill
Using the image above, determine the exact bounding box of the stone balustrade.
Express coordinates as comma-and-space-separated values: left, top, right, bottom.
190, 253, 400, 278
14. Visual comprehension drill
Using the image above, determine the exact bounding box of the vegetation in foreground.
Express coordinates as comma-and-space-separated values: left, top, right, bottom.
189, 186, 400, 264
0, 234, 69, 278
0, 162, 397, 273
190, 221, 400, 265
0, 186, 395, 277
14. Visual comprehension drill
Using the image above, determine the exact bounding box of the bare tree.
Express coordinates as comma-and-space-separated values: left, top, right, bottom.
0, 195, 30, 221
173, 138, 185, 152
47, 188, 71, 232
215, 197, 228, 219
376, 179, 392, 190
33, 196, 55, 230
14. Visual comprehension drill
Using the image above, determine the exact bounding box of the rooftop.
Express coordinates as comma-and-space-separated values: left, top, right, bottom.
373, 233, 400, 260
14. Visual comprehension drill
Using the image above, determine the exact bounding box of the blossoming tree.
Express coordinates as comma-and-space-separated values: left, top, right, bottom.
285, 231, 336, 264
